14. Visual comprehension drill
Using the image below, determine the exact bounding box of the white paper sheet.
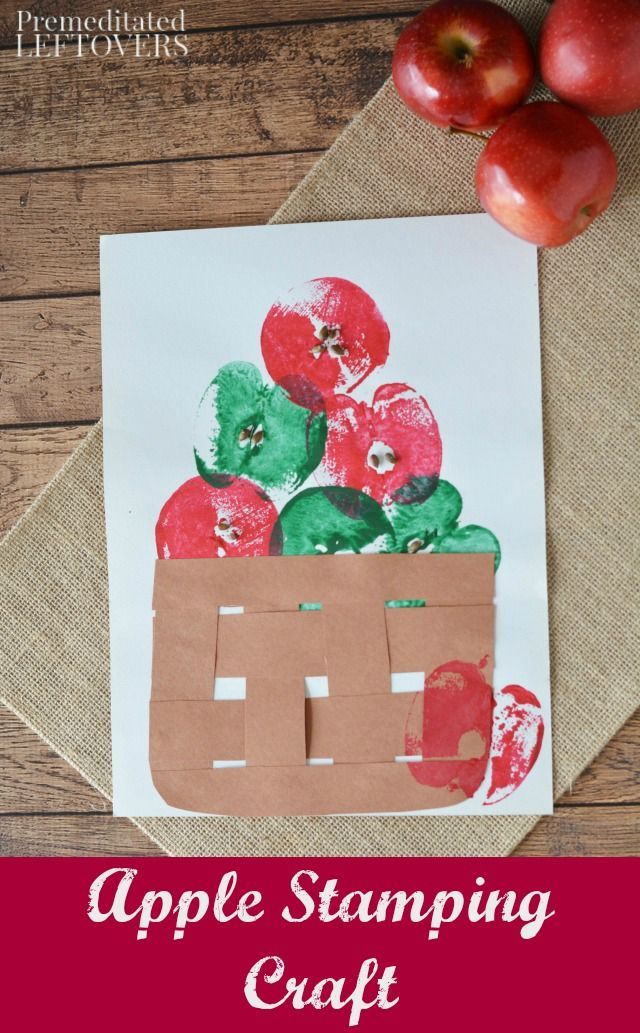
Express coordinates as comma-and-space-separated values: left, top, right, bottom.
100, 213, 552, 817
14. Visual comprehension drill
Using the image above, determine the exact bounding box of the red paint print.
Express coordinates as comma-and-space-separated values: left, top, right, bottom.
155, 475, 278, 559
405, 660, 493, 800
261, 276, 390, 398
319, 383, 442, 505
484, 684, 544, 805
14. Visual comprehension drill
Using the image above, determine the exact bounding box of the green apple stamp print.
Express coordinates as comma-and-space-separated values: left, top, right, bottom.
194, 361, 327, 498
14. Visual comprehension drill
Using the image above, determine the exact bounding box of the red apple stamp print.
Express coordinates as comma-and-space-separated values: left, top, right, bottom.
318, 383, 442, 505
405, 665, 545, 803
404, 660, 493, 799
156, 474, 278, 559
484, 684, 544, 805
261, 276, 390, 398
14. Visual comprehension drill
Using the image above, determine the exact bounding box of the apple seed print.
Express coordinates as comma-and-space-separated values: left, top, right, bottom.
154, 274, 543, 805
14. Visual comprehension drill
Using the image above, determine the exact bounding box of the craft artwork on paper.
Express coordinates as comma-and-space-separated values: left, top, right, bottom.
100, 214, 551, 817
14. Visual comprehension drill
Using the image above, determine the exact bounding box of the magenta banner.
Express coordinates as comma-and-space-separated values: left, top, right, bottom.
3, 857, 635, 1027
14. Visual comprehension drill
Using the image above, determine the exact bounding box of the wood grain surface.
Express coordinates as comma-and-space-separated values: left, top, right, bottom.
0, 152, 317, 299
0, 19, 400, 171
0, 0, 637, 856
0, 1, 420, 46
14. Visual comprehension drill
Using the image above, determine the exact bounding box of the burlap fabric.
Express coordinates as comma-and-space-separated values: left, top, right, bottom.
1, 0, 638, 855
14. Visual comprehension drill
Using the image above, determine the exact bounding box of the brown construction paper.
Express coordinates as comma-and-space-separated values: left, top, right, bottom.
150, 552, 495, 815
152, 552, 493, 611
217, 610, 323, 677
151, 693, 438, 768
214, 604, 493, 682
151, 764, 470, 817
386, 605, 494, 686
323, 603, 391, 696
151, 607, 218, 700
245, 678, 306, 767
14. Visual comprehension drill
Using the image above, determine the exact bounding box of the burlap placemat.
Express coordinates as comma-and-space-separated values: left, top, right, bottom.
1, 0, 638, 855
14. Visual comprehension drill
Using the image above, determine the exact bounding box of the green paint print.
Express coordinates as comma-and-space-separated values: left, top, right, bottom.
385, 478, 501, 570
432, 524, 502, 571
270, 486, 395, 556
194, 361, 326, 497
386, 479, 462, 553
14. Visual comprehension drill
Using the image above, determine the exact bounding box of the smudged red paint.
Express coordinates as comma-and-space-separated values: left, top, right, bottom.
319, 383, 442, 505
260, 277, 390, 398
484, 684, 544, 806
155, 475, 278, 559
405, 660, 493, 799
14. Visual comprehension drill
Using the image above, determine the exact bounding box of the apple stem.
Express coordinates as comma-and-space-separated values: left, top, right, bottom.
448, 126, 489, 144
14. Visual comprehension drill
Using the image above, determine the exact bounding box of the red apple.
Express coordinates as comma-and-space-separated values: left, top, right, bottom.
392, 0, 535, 130
540, 0, 640, 117
475, 101, 618, 247
260, 277, 390, 399
155, 475, 278, 559
318, 383, 442, 506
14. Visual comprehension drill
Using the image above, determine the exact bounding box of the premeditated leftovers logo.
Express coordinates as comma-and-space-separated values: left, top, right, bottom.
16, 7, 188, 58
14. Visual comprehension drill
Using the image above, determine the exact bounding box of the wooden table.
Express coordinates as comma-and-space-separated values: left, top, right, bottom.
0, 1, 637, 855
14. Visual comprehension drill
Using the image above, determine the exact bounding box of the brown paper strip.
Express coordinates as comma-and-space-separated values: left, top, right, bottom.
213, 604, 493, 682
151, 763, 470, 817
245, 677, 306, 767
151, 694, 425, 768
323, 602, 391, 696
216, 610, 324, 677
151, 607, 217, 700
386, 604, 494, 686
152, 553, 494, 613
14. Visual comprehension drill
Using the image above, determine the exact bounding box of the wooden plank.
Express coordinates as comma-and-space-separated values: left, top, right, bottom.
1, 2, 418, 46
0, 19, 401, 172
0, 298, 100, 423
561, 710, 640, 806
0, 706, 108, 813
1, 805, 638, 856
0, 151, 316, 299
0, 813, 165, 855
0, 424, 89, 535
514, 805, 640, 857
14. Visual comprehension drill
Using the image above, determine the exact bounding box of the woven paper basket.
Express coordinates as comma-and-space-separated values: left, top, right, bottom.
149, 552, 496, 816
